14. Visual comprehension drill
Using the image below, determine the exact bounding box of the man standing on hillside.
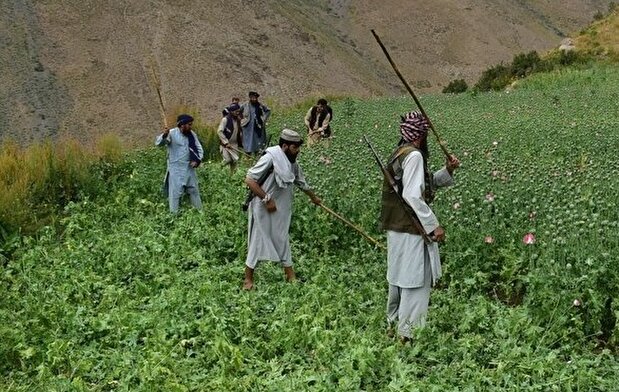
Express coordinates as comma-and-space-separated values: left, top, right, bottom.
380, 111, 459, 343
304, 98, 333, 146
241, 91, 271, 154
155, 114, 204, 213
217, 103, 243, 173
243, 129, 321, 290
222, 96, 240, 116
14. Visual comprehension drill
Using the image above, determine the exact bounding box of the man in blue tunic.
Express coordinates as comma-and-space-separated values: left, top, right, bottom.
241, 91, 271, 154
155, 114, 204, 213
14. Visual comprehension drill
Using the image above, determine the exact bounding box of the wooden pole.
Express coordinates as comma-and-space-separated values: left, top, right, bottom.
319, 203, 386, 251
371, 29, 451, 159
148, 60, 169, 128
225, 144, 252, 159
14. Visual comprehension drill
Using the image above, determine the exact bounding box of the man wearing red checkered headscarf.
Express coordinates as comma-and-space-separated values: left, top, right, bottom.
379, 110, 460, 343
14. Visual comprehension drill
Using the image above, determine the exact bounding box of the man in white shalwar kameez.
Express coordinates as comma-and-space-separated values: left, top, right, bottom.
243, 129, 321, 290
155, 114, 204, 213
380, 111, 460, 342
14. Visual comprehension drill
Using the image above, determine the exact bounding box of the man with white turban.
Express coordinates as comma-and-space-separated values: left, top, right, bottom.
243, 128, 321, 290
380, 111, 460, 342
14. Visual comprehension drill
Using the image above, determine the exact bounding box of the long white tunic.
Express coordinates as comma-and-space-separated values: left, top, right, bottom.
241, 102, 271, 153
155, 128, 204, 211
245, 148, 310, 268
387, 151, 454, 288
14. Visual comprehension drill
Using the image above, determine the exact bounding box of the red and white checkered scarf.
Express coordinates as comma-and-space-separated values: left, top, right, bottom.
399, 111, 429, 143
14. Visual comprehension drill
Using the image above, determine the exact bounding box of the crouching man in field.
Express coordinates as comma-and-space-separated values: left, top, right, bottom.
381, 111, 460, 343
155, 114, 204, 213
243, 129, 321, 290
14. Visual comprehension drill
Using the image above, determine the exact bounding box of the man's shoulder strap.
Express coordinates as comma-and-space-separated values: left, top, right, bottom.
388, 144, 418, 166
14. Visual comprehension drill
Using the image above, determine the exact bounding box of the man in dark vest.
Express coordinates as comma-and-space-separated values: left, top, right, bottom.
304, 98, 333, 146
217, 103, 243, 173
380, 111, 460, 343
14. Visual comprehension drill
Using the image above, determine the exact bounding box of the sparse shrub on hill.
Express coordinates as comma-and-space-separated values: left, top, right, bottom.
475, 48, 598, 92
474, 63, 511, 91
475, 51, 552, 92
549, 49, 587, 67
510, 51, 548, 77
442, 79, 468, 94
474, 7, 619, 92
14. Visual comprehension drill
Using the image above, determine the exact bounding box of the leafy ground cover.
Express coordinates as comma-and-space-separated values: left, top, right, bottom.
1, 65, 618, 391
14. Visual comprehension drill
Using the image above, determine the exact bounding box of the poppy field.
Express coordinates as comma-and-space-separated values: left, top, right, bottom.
1, 65, 619, 391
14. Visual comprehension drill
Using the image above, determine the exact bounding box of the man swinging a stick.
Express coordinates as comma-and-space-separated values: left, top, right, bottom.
370, 30, 460, 343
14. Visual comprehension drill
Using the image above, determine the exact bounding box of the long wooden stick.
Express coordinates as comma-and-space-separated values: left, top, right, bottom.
148, 61, 168, 128
371, 29, 451, 159
319, 203, 386, 251
225, 144, 252, 159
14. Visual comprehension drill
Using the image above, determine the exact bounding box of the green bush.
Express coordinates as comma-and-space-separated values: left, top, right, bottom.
442, 79, 469, 94
474, 63, 511, 91
511, 51, 546, 77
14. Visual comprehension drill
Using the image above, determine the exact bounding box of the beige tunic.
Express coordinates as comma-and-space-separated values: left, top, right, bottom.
217, 117, 241, 163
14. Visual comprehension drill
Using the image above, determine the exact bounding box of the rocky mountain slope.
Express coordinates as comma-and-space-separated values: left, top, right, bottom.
0, 0, 614, 145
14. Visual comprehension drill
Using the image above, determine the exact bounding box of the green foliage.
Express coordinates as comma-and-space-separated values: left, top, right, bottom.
193, 123, 221, 161
474, 63, 512, 91
510, 51, 547, 77
545, 49, 589, 67
442, 79, 469, 94
474, 49, 599, 92
474, 7, 619, 93
2, 65, 619, 390
0, 135, 127, 238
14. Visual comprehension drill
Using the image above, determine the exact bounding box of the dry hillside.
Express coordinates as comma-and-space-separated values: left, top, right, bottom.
0, 0, 614, 146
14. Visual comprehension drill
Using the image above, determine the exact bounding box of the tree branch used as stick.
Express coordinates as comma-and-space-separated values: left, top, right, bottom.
371, 29, 451, 159
148, 60, 168, 129
319, 203, 386, 251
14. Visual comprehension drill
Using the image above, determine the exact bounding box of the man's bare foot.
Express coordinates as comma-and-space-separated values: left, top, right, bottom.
243, 266, 255, 290
283, 266, 296, 282
242, 279, 254, 290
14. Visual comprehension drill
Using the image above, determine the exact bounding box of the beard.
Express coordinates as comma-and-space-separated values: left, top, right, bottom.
285, 149, 298, 163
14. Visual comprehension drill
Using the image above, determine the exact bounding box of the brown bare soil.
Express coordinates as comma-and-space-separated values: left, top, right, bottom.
0, 0, 613, 146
